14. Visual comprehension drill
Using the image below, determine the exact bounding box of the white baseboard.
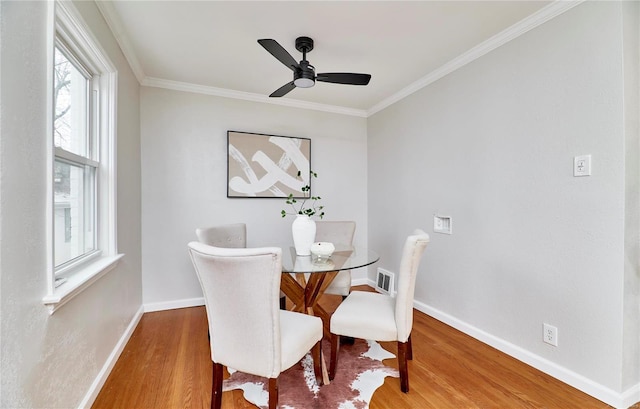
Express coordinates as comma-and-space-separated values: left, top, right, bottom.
621, 382, 640, 409
147, 277, 370, 312
351, 276, 371, 287
144, 297, 205, 312
362, 279, 634, 409
413, 299, 631, 409
78, 305, 144, 409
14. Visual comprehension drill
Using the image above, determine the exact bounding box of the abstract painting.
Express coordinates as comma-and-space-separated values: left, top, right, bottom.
227, 131, 311, 198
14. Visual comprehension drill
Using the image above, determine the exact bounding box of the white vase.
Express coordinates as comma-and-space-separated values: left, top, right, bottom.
292, 214, 316, 256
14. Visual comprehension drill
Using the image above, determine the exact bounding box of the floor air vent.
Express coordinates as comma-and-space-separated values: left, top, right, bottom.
376, 268, 394, 294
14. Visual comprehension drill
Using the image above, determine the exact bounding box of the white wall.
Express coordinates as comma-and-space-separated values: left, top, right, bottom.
368, 1, 638, 406
140, 88, 368, 308
622, 1, 640, 397
0, 1, 142, 408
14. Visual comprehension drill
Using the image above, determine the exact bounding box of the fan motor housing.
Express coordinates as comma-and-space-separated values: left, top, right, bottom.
294, 60, 315, 87
297, 61, 315, 79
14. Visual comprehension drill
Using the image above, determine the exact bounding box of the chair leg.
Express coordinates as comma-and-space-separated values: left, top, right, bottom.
311, 340, 322, 385
397, 341, 410, 393
279, 295, 286, 310
329, 332, 340, 380
268, 378, 278, 409
407, 333, 413, 360
211, 362, 223, 409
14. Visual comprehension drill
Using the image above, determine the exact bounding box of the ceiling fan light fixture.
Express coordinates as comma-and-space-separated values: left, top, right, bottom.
258, 36, 371, 97
294, 77, 314, 88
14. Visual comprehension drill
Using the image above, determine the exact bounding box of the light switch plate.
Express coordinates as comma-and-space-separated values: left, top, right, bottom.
574, 155, 591, 177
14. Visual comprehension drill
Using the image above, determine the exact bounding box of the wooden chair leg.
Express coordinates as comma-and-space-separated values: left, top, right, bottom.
397, 341, 410, 393
407, 333, 413, 360
311, 341, 322, 385
211, 362, 224, 409
268, 378, 278, 409
329, 332, 340, 380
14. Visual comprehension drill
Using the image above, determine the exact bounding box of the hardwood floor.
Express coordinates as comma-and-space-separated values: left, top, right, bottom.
92, 286, 618, 409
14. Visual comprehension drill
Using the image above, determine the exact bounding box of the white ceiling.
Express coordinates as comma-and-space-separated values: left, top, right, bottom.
98, 1, 561, 116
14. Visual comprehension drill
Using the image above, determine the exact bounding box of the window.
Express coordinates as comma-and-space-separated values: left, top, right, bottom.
43, 1, 121, 313
53, 43, 97, 268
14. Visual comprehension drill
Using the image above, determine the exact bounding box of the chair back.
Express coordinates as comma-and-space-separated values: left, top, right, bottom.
195, 223, 246, 248
187, 242, 283, 378
315, 221, 356, 246
395, 229, 430, 342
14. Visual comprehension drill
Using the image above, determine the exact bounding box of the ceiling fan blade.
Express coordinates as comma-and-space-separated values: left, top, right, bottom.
270, 81, 296, 97
316, 73, 371, 86
258, 39, 300, 72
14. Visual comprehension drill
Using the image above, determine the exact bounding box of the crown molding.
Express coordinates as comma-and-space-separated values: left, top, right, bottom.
96, 0, 581, 118
95, 0, 366, 117
367, 0, 585, 117
142, 77, 369, 118
95, 0, 146, 84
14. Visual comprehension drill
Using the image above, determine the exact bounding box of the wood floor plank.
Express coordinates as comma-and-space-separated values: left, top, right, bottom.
92, 286, 623, 409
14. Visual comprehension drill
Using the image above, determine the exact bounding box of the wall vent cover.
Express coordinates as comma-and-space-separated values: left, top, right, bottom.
434, 214, 452, 234
376, 268, 394, 294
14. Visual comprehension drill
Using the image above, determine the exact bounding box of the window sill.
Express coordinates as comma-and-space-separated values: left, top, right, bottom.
42, 253, 124, 314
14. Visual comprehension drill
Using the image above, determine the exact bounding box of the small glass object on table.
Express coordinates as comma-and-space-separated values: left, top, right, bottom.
310, 241, 335, 264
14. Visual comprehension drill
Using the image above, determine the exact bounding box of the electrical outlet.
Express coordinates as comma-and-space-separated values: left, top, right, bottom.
543, 323, 558, 346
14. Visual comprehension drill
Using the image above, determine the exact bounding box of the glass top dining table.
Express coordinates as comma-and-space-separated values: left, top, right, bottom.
279, 245, 380, 341
281, 244, 380, 274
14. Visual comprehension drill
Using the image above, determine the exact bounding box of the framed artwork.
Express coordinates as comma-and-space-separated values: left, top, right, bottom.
227, 131, 312, 198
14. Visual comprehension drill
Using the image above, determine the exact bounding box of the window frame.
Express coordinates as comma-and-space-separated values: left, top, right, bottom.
53, 40, 99, 270
43, 0, 122, 314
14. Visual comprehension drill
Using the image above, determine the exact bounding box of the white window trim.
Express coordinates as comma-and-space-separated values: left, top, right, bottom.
43, 0, 122, 315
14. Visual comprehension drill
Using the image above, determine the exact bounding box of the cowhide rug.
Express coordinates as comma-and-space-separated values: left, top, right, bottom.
223, 339, 399, 409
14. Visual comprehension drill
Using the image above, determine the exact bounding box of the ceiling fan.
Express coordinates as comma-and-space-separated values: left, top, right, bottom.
257, 36, 372, 98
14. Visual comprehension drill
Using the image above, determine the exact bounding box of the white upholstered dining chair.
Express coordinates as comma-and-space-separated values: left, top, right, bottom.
316, 221, 356, 297
188, 242, 323, 409
328, 229, 429, 393
195, 223, 247, 248
196, 223, 288, 310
